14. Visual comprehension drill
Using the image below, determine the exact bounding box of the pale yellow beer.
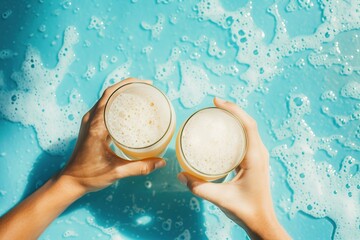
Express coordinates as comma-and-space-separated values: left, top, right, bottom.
104, 82, 176, 159
176, 107, 247, 181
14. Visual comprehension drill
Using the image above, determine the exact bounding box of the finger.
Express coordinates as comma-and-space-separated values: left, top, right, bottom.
214, 97, 256, 132
104, 135, 127, 161
230, 167, 245, 182
177, 172, 223, 205
83, 100, 99, 121
114, 157, 166, 179
213, 97, 262, 145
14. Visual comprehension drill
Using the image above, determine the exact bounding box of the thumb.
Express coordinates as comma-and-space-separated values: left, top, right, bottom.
114, 158, 166, 179
177, 172, 223, 204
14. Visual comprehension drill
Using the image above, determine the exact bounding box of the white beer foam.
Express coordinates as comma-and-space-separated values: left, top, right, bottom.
181, 109, 245, 175
107, 92, 167, 148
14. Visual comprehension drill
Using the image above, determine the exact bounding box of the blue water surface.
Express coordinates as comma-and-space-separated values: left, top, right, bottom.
0, 0, 359, 239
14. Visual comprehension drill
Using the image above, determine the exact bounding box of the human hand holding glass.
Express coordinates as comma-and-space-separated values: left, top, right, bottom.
0, 80, 289, 240
177, 98, 291, 240
61, 78, 167, 193
0, 78, 167, 240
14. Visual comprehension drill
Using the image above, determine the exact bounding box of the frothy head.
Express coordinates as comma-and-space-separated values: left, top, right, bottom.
180, 108, 247, 176
105, 82, 172, 149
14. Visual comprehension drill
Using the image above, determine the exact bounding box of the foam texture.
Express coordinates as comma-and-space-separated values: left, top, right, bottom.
195, 0, 360, 106
141, 14, 165, 39
181, 108, 245, 175
0, 26, 87, 155
99, 60, 132, 96
272, 93, 360, 240
106, 92, 167, 148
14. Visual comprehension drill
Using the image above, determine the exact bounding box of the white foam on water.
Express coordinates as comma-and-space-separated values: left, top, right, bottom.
195, 0, 360, 106
207, 84, 226, 98
169, 14, 178, 24
88, 16, 106, 37
38, 24, 46, 33
161, 218, 172, 231
341, 81, 360, 100
323, 108, 360, 128
189, 51, 201, 60
110, 56, 118, 63
189, 197, 200, 212
205, 61, 238, 76
272, 93, 360, 240
295, 58, 306, 69
207, 39, 225, 58
173, 61, 226, 107
178, 60, 210, 108
60, 0, 72, 10
1, 9, 12, 19
141, 45, 153, 56
106, 92, 167, 148
181, 108, 246, 175
286, 0, 314, 12
0, 49, 17, 60
135, 215, 152, 226
99, 60, 132, 96
157, 0, 175, 4
156, 45, 228, 106
99, 54, 109, 71
144, 180, 152, 189
308, 39, 360, 75
63, 230, 78, 238
0, 26, 87, 155
82, 63, 96, 80
141, 14, 165, 39
106, 194, 113, 202
321, 90, 337, 102
86, 216, 129, 240
180, 35, 208, 47
155, 46, 181, 81
202, 201, 236, 239
174, 229, 191, 240
83, 40, 91, 48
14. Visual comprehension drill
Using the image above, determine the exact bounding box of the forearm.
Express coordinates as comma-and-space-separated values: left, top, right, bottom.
0, 176, 85, 240
245, 219, 290, 240
240, 210, 291, 240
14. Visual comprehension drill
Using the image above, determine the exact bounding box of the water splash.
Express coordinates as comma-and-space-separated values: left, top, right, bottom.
272, 93, 360, 240
99, 60, 132, 96
195, 0, 360, 106
141, 14, 165, 40
0, 26, 87, 155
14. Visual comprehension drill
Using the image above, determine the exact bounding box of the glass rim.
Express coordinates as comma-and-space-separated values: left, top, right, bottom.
104, 82, 173, 150
179, 107, 247, 177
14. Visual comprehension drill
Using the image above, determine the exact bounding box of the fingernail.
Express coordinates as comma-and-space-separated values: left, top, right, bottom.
215, 97, 226, 104
177, 173, 188, 186
155, 160, 166, 169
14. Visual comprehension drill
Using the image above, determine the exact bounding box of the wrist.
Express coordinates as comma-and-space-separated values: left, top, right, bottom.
52, 174, 88, 201
244, 210, 289, 240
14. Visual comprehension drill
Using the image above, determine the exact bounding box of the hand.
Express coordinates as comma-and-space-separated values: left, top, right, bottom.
59, 78, 167, 194
0, 78, 167, 240
177, 98, 290, 240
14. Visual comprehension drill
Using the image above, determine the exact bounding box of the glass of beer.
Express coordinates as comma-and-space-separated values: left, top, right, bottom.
104, 82, 176, 160
176, 107, 247, 181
